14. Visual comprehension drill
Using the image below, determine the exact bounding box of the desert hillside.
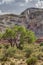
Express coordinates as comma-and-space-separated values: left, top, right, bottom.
0, 8, 43, 37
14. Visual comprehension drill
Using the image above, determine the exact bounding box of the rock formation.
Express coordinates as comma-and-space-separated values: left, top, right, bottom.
0, 8, 43, 37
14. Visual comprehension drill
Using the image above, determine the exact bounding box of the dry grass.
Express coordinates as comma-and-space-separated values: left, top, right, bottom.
0, 43, 43, 65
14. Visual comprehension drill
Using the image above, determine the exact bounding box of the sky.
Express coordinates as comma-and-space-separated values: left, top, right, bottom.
0, 0, 43, 15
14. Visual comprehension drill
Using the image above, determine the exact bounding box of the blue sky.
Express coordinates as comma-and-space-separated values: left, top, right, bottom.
0, 0, 43, 14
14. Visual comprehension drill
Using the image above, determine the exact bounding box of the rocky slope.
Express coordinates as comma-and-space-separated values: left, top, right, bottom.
0, 14, 26, 32
0, 8, 43, 37
21, 8, 43, 37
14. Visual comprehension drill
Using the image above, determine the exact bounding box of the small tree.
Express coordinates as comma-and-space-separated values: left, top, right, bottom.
3, 28, 14, 47
3, 25, 36, 47
0, 32, 3, 40
16, 26, 27, 49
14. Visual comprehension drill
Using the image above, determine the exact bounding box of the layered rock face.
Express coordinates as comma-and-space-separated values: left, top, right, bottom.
21, 8, 43, 37
0, 8, 43, 37
0, 14, 26, 32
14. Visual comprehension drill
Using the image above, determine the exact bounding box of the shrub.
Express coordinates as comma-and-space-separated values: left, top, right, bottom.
41, 64, 43, 65
0, 49, 7, 61
26, 30, 36, 44
10, 62, 15, 65
40, 42, 43, 46
3, 44, 10, 49
6, 47, 16, 57
0, 44, 4, 49
14, 53, 23, 59
25, 48, 32, 58
1, 62, 5, 65
38, 53, 43, 60
0, 32, 3, 40
40, 46, 43, 52
17, 44, 24, 50
26, 57, 37, 65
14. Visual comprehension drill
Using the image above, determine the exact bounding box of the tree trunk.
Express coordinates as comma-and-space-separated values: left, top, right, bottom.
8, 39, 13, 47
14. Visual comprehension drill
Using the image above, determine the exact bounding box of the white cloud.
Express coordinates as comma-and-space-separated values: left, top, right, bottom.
0, 10, 2, 14
36, 0, 43, 8
0, 0, 14, 5
25, 0, 32, 3
19, 3, 25, 6
25, 0, 28, 3
19, 0, 32, 7
0, 10, 17, 15
3, 0, 14, 4
0, 10, 6, 15
0, 10, 8, 15
0, 2, 2, 5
